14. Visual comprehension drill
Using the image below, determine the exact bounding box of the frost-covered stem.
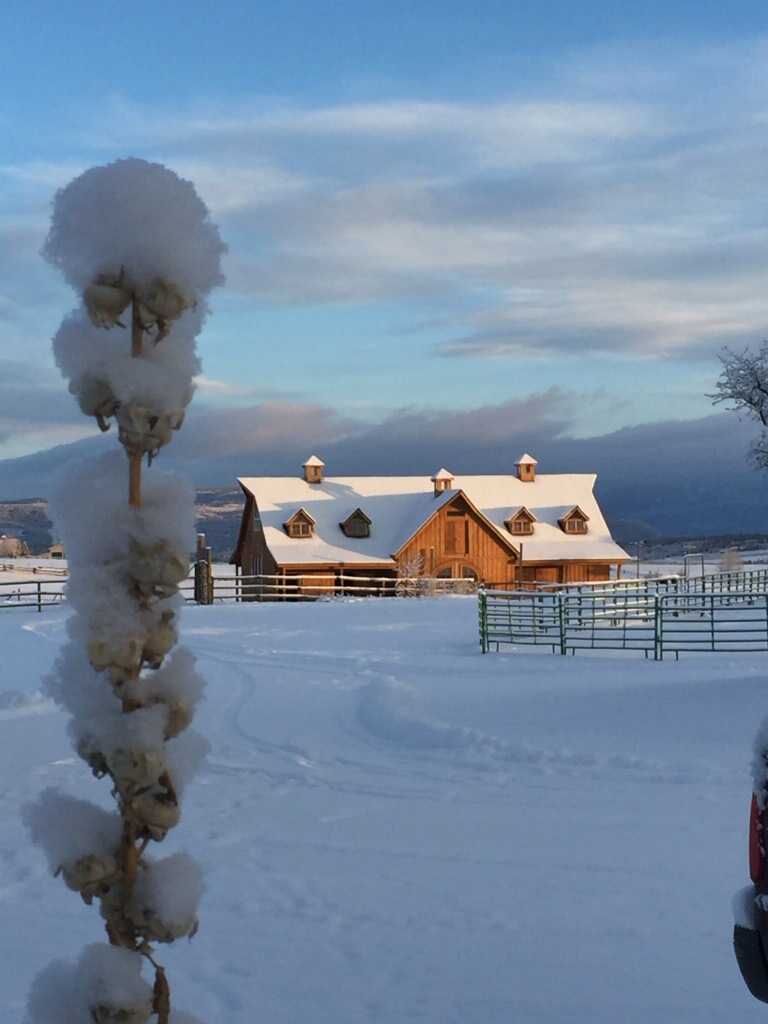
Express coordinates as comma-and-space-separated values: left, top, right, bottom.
129, 298, 143, 509
116, 298, 144, 937
118, 819, 139, 932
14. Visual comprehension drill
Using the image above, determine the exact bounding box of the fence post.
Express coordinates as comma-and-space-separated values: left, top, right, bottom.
654, 595, 662, 660
193, 557, 213, 605
37, 580, 42, 613
558, 594, 567, 655
478, 588, 488, 652
192, 533, 214, 605
710, 593, 716, 651
204, 546, 213, 604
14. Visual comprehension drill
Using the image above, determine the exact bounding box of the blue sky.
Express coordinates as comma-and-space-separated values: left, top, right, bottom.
2, 0, 768, 478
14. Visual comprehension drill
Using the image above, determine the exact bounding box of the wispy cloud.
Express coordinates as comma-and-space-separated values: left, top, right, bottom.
63, 44, 762, 364
2, 37, 768, 461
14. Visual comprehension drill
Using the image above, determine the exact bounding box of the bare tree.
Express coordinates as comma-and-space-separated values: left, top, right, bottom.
712, 343, 768, 467
719, 548, 744, 572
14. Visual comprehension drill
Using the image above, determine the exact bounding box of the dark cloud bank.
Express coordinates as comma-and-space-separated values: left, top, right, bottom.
0, 400, 764, 541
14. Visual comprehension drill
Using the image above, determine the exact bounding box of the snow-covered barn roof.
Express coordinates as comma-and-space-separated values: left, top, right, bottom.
237, 469, 630, 568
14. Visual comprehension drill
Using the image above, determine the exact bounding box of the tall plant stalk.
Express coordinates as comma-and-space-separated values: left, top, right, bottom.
24, 158, 225, 1024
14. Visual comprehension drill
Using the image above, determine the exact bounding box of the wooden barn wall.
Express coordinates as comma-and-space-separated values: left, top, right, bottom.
396, 496, 517, 587
236, 504, 277, 576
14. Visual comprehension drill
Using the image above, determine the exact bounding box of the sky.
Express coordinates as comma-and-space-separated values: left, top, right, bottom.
3, 0, 768, 491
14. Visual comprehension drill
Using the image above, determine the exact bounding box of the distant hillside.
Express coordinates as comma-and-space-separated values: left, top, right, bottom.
0, 486, 765, 568
631, 533, 768, 561
0, 489, 244, 562
0, 499, 54, 555
193, 487, 243, 560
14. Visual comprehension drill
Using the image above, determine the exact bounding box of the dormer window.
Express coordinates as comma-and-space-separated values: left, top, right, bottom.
559, 507, 589, 535
340, 508, 371, 539
284, 508, 316, 538
505, 507, 536, 536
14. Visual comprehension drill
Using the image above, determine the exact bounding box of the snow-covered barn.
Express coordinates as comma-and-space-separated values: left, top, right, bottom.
230, 454, 630, 593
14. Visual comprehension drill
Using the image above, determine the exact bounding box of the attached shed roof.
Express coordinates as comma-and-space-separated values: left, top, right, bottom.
237, 473, 630, 568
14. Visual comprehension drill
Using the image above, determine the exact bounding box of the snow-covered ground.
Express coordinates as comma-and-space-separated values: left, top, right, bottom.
2, 595, 767, 1023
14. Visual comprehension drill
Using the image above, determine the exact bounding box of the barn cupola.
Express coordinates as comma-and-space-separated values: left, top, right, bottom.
431, 468, 454, 496
515, 453, 538, 483
303, 455, 325, 484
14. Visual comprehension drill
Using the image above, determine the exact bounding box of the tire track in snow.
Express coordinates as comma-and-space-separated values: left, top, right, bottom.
188, 634, 733, 794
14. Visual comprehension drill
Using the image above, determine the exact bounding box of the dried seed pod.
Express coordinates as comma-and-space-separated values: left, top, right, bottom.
129, 540, 189, 599
136, 278, 195, 341
141, 609, 177, 668
99, 884, 197, 944
115, 405, 158, 455
90, 1001, 153, 1024
116, 405, 185, 459
74, 376, 119, 431
163, 700, 193, 740
61, 853, 121, 899
76, 737, 110, 778
108, 749, 167, 795
87, 635, 143, 676
98, 886, 134, 936
130, 792, 180, 841
83, 271, 132, 329
138, 912, 199, 945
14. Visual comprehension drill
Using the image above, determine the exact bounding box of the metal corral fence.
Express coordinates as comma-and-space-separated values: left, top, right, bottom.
478, 583, 768, 659
686, 566, 768, 594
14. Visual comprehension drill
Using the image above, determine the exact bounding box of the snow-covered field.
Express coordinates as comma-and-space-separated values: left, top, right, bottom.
2, 595, 767, 1023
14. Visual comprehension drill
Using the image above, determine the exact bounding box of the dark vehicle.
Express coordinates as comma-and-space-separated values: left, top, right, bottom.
734, 792, 768, 1001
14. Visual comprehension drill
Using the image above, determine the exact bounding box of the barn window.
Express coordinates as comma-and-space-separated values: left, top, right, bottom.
558, 507, 589, 535
340, 508, 372, 539
505, 507, 536, 536
284, 508, 316, 538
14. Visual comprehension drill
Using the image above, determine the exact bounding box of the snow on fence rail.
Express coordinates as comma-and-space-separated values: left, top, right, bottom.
196, 572, 477, 601
0, 577, 66, 611
478, 586, 768, 659
0, 568, 478, 611
0, 562, 68, 576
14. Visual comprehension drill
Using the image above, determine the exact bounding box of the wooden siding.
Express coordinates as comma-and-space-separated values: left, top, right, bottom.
233, 496, 278, 577
395, 494, 517, 586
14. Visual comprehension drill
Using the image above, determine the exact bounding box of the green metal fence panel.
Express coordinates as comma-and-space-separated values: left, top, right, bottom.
478, 588, 488, 652
478, 586, 768, 659
560, 592, 656, 654
657, 592, 768, 657
480, 589, 562, 652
